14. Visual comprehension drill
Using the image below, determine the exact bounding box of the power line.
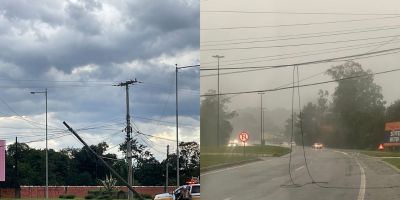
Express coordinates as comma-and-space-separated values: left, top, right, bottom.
200, 46, 400, 71
201, 10, 400, 16
201, 24, 400, 45
201, 67, 400, 97
202, 25, 400, 47
201, 40, 400, 76
201, 15, 400, 30
202, 34, 400, 51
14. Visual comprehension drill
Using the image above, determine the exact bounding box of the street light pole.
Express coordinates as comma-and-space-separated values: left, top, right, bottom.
30, 88, 48, 200
175, 64, 179, 186
258, 92, 265, 146
212, 55, 224, 147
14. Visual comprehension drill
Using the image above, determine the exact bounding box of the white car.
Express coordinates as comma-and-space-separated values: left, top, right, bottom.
154, 184, 200, 200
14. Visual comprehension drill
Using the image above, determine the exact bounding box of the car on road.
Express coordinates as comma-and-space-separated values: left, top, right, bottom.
154, 184, 200, 200
312, 143, 324, 149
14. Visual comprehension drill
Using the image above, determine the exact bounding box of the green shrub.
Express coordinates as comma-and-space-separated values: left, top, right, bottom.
141, 193, 153, 199
84, 194, 96, 199
88, 190, 101, 196
59, 194, 66, 199
65, 194, 76, 199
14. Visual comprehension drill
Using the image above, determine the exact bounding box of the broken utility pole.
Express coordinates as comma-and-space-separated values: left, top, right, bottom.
63, 121, 143, 200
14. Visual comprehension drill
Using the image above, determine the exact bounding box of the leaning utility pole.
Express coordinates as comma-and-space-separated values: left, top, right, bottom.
258, 92, 265, 146
114, 79, 140, 200
63, 122, 144, 200
212, 55, 224, 147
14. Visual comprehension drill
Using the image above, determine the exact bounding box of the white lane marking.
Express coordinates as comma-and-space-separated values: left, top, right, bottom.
332, 150, 366, 200
295, 165, 304, 171
355, 157, 366, 200
223, 198, 232, 200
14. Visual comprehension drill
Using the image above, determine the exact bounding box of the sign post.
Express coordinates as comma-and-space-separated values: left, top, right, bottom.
239, 131, 249, 156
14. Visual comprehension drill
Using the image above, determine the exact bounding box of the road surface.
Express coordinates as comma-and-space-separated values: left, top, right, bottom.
201, 147, 400, 200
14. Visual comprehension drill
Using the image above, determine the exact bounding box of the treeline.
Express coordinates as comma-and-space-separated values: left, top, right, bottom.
0, 140, 199, 187
284, 61, 400, 149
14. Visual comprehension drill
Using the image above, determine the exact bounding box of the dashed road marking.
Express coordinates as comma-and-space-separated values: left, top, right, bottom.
295, 165, 305, 171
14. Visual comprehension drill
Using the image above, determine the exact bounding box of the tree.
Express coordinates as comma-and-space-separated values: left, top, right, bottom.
386, 100, 400, 122
200, 89, 237, 146
326, 61, 386, 148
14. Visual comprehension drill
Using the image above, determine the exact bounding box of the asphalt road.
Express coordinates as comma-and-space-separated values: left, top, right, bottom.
201, 147, 400, 200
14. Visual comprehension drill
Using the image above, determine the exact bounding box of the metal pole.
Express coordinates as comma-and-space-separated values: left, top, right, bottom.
258, 92, 265, 146
15, 137, 19, 198
45, 89, 48, 200
262, 108, 265, 144
212, 55, 224, 147
165, 145, 169, 192
175, 65, 180, 186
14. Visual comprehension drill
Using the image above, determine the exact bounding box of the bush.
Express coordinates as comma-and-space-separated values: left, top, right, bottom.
98, 194, 112, 199
84, 194, 96, 199
141, 193, 153, 199
65, 194, 76, 199
59, 194, 66, 199
88, 190, 101, 196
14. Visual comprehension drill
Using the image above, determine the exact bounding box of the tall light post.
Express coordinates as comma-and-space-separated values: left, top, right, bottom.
30, 88, 48, 200
212, 55, 224, 147
175, 64, 199, 186
257, 92, 265, 146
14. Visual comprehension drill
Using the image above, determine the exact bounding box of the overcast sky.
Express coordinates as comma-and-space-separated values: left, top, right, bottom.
200, 0, 400, 141
0, 0, 199, 160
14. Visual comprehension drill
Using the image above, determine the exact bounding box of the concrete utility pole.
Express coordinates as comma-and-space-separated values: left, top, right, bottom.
212, 55, 224, 147
258, 92, 265, 146
114, 79, 140, 200
165, 145, 169, 192
30, 88, 48, 199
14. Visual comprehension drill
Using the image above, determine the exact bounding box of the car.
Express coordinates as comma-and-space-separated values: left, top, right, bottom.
154, 184, 200, 200
312, 143, 324, 149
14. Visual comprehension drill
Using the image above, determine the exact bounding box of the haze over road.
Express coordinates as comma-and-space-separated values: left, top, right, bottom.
201, 147, 400, 200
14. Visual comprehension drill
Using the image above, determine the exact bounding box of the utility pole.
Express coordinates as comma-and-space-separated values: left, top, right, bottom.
175, 64, 180, 186
14, 137, 19, 198
114, 79, 140, 200
30, 89, 48, 199
258, 92, 265, 146
165, 145, 169, 192
212, 55, 224, 147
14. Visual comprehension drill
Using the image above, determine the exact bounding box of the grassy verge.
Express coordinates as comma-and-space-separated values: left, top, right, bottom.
359, 150, 400, 157
201, 145, 290, 170
202, 145, 290, 156
382, 158, 400, 170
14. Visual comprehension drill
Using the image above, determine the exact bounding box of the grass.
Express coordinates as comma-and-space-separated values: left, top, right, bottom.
382, 158, 400, 170
202, 145, 290, 156
359, 150, 400, 157
201, 154, 258, 169
201, 145, 290, 170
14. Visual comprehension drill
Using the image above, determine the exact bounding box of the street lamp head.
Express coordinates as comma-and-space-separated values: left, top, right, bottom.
30, 92, 35, 94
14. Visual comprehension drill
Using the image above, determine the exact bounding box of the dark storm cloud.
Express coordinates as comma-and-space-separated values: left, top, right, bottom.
0, 0, 199, 75
0, 0, 199, 136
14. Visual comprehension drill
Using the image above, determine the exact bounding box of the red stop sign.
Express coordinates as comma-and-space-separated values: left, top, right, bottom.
239, 131, 249, 142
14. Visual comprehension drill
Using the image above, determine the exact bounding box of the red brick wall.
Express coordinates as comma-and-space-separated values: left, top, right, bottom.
0, 188, 16, 198
1, 186, 176, 198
